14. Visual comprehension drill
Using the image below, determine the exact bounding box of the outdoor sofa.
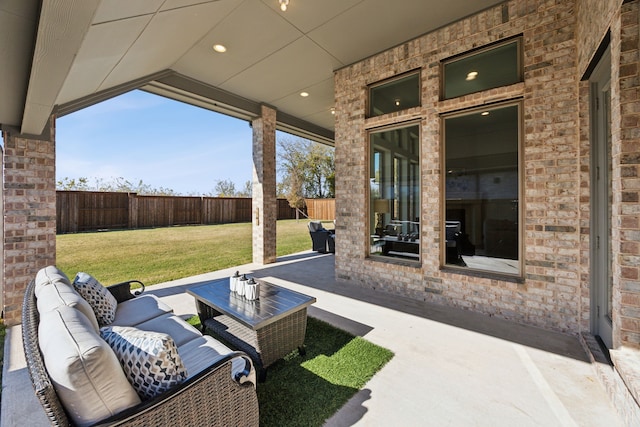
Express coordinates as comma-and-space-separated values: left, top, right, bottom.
22, 266, 259, 427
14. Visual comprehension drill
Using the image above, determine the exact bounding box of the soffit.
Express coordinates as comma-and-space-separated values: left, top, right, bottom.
0, 0, 40, 127
12, 0, 506, 139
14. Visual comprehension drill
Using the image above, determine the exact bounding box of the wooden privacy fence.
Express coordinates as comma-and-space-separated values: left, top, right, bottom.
305, 198, 335, 221
57, 191, 297, 233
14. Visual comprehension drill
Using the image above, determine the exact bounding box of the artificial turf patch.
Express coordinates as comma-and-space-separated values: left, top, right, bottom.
256, 317, 394, 427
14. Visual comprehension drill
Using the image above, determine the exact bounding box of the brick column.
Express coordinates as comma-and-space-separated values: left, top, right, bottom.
613, 1, 640, 348
251, 105, 277, 264
1, 116, 57, 325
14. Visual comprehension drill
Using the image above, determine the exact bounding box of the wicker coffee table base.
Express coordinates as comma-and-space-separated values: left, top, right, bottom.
198, 302, 308, 381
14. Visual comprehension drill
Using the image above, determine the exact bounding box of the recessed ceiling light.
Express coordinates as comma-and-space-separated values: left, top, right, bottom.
481, 111, 490, 116
212, 44, 227, 53
300, 92, 309, 97
466, 71, 478, 81
279, 0, 289, 11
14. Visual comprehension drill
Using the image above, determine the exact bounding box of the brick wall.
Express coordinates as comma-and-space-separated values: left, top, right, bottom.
335, 0, 598, 334
615, 1, 640, 348
576, 0, 619, 74
575, 0, 640, 348
2, 117, 57, 325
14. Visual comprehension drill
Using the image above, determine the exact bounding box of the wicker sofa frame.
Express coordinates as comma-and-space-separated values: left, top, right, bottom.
22, 279, 260, 427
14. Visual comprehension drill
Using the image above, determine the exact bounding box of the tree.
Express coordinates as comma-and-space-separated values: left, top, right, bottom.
304, 142, 335, 198
237, 180, 252, 197
213, 179, 237, 197
57, 177, 90, 191
56, 176, 178, 195
277, 137, 335, 209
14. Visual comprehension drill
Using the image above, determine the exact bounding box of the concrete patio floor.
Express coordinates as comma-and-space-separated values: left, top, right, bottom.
2, 251, 626, 426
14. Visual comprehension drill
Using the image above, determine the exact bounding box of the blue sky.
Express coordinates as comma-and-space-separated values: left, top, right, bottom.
56, 90, 255, 195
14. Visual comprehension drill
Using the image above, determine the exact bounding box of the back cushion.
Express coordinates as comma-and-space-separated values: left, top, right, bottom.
309, 221, 324, 232
35, 265, 71, 290
39, 306, 141, 427
35, 266, 99, 332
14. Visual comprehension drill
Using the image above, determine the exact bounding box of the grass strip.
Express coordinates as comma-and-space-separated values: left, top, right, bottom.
190, 315, 394, 427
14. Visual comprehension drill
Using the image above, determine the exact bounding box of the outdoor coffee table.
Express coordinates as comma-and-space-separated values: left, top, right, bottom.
187, 278, 316, 381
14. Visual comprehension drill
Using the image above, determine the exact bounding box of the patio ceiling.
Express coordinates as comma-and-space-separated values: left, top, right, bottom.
0, 0, 504, 145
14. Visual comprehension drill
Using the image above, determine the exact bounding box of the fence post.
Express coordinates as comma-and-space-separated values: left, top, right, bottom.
67, 192, 79, 233
128, 193, 138, 229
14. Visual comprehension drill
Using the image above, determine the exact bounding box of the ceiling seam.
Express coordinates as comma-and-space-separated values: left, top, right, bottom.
169, 0, 248, 70
204, 1, 307, 88
94, 1, 168, 93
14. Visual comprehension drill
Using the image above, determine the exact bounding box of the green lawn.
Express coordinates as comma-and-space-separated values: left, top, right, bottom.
188, 315, 394, 427
56, 219, 318, 285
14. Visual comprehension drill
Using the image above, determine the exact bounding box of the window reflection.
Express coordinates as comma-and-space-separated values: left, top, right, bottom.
369, 72, 421, 117
444, 104, 520, 275
370, 125, 420, 261
442, 39, 521, 100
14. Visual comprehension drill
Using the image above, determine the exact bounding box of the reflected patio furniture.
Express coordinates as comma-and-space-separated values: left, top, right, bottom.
308, 221, 335, 253
445, 220, 464, 264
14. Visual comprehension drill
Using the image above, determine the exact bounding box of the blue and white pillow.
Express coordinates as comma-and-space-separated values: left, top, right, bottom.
100, 326, 188, 400
73, 272, 118, 326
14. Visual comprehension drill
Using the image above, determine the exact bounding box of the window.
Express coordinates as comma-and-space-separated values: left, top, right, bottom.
443, 102, 521, 275
369, 72, 420, 117
370, 124, 420, 261
442, 38, 522, 100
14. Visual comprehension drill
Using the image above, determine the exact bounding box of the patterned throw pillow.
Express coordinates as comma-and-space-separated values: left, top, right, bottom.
100, 326, 188, 400
73, 272, 118, 326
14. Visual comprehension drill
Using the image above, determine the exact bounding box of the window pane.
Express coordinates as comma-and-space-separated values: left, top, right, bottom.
370, 125, 420, 260
369, 73, 420, 117
443, 40, 520, 100
444, 104, 520, 275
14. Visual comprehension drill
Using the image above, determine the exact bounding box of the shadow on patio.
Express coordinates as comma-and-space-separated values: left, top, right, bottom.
151, 251, 589, 361
2, 251, 624, 426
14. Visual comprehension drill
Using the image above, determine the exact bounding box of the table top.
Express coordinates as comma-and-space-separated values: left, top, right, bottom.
187, 278, 316, 330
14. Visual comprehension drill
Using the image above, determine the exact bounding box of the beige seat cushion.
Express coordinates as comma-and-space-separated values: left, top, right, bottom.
111, 294, 173, 327
35, 266, 99, 332
178, 335, 254, 385
134, 313, 202, 347
39, 306, 141, 427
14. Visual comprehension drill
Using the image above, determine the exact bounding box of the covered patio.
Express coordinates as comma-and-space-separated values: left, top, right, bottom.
2, 251, 624, 426
3, 0, 640, 423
